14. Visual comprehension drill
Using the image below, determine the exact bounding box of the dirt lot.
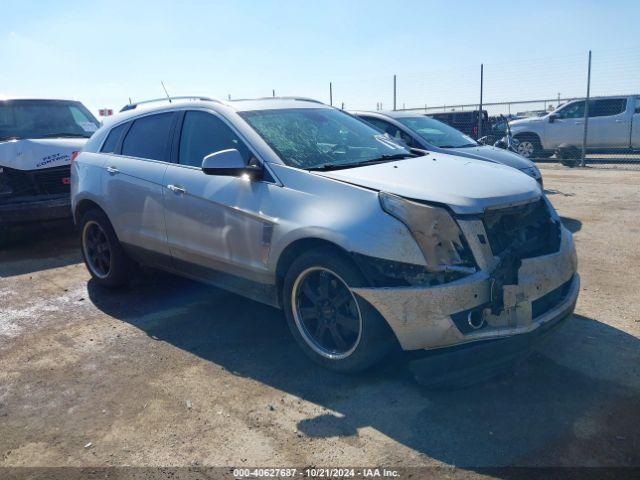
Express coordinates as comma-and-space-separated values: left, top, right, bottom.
1, 165, 639, 472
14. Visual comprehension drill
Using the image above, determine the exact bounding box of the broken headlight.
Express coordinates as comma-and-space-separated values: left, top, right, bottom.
379, 192, 476, 275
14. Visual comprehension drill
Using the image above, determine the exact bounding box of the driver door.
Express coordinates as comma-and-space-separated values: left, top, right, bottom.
162, 110, 275, 286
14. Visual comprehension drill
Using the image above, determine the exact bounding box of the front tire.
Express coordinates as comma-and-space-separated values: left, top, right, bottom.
282, 248, 397, 373
79, 209, 134, 288
515, 134, 543, 159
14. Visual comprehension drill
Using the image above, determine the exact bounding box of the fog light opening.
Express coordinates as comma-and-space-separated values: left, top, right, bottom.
467, 309, 486, 330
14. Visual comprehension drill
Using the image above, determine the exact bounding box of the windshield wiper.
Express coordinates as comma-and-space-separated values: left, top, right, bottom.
308, 153, 415, 171
441, 143, 478, 148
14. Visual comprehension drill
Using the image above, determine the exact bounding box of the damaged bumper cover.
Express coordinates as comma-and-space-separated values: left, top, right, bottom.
0, 194, 71, 225
352, 226, 579, 351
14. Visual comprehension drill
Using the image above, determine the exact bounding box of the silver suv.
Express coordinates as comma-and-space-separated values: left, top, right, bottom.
72, 97, 579, 377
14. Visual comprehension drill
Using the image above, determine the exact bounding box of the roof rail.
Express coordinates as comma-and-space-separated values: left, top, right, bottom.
230, 96, 325, 104
119, 96, 220, 112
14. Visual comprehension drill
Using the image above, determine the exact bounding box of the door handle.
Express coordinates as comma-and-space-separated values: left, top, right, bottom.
615, 119, 625, 123
167, 184, 186, 194
106, 166, 119, 174
574, 121, 583, 125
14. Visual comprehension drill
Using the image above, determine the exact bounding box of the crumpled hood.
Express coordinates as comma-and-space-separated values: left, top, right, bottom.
314, 153, 541, 214
0, 138, 88, 170
456, 145, 534, 170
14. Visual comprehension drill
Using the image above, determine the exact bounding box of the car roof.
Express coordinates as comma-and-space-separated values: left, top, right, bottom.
103, 96, 331, 129
0, 98, 84, 103
351, 110, 427, 119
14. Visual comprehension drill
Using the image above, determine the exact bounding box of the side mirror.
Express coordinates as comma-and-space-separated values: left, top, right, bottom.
201, 149, 262, 180
548, 114, 557, 124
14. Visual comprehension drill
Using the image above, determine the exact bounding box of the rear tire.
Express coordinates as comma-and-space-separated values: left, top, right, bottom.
79, 209, 134, 288
556, 146, 581, 167
282, 247, 397, 373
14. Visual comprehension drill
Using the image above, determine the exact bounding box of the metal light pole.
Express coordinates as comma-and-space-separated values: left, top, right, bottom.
581, 51, 592, 167
393, 75, 397, 111
329, 82, 333, 106
477, 64, 484, 139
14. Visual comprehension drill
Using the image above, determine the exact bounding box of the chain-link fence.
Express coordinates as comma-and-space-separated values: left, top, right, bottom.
390, 49, 640, 169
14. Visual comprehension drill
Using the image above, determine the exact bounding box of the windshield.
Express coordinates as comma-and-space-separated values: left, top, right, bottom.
0, 100, 100, 142
240, 108, 412, 169
396, 116, 478, 148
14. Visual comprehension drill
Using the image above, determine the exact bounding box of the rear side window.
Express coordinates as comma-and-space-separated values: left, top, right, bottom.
179, 111, 250, 167
100, 123, 128, 153
589, 99, 627, 117
121, 113, 175, 161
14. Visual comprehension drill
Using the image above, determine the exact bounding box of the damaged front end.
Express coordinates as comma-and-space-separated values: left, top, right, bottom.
0, 165, 72, 224
353, 194, 579, 353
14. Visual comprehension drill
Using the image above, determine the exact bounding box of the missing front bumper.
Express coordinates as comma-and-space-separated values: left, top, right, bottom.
352, 227, 579, 351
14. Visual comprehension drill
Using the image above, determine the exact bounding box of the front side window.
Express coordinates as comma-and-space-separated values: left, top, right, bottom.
121, 113, 175, 161
557, 101, 585, 119
240, 108, 412, 169
0, 100, 100, 142
589, 99, 627, 117
396, 116, 477, 148
179, 111, 250, 167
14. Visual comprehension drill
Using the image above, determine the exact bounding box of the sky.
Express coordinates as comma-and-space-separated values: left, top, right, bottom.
1, 0, 639, 116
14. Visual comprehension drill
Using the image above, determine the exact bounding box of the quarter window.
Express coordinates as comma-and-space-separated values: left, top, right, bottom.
179, 111, 250, 167
121, 113, 175, 161
100, 123, 128, 153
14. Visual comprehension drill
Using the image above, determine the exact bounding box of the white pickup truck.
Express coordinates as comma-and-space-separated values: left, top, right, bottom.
0, 99, 100, 241
509, 95, 640, 159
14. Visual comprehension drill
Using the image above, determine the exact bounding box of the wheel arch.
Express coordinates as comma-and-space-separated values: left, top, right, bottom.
514, 131, 542, 143
275, 237, 366, 308
74, 198, 108, 225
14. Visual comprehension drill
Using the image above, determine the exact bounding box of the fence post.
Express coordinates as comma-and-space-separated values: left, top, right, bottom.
329, 82, 333, 106
581, 50, 592, 167
393, 75, 397, 111
478, 64, 484, 139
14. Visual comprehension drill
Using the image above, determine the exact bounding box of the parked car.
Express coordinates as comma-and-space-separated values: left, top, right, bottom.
428, 110, 489, 139
72, 97, 578, 381
0, 98, 100, 240
352, 111, 543, 185
509, 95, 640, 159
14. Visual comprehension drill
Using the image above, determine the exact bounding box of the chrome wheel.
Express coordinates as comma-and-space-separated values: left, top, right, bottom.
516, 140, 535, 158
82, 220, 111, 279
292, 267, 362, 360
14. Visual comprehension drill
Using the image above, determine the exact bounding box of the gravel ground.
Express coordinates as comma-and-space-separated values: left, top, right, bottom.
0, 165, 638, 473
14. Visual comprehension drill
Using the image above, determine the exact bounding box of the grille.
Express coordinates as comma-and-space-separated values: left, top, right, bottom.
532, 277, 574, 318
32, 166, 71, 194
483, 199, 561, 259
1, 165, 70, 197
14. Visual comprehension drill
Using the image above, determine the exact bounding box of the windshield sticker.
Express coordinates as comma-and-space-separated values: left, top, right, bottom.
37, 152, 70, 168
79, 122, 98, 133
